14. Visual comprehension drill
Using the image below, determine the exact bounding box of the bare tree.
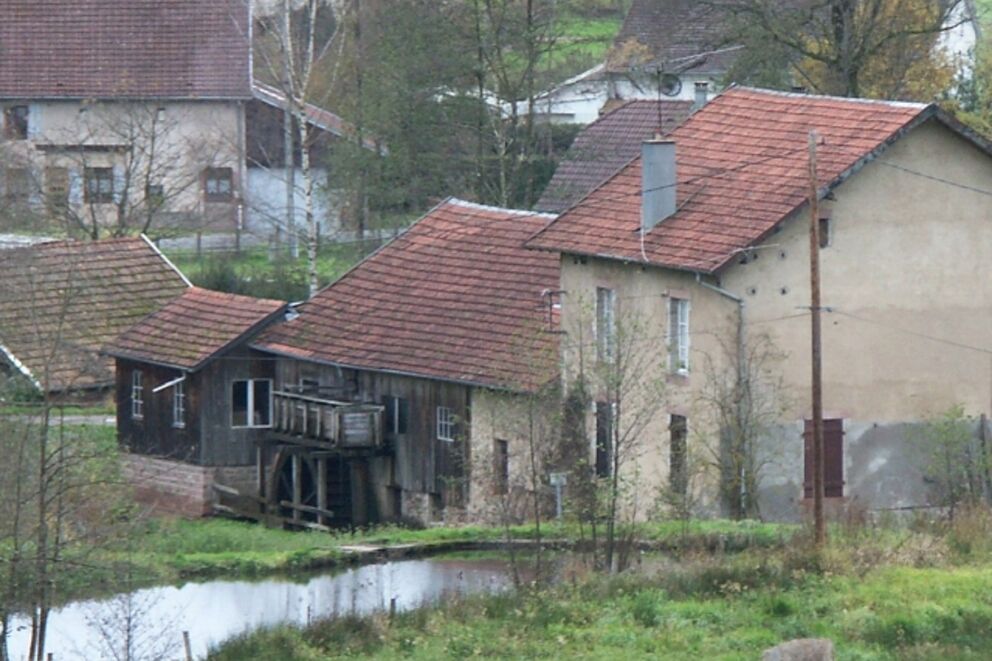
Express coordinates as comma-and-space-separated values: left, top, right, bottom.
695, 324, 790, 520
255, 0, 351, 297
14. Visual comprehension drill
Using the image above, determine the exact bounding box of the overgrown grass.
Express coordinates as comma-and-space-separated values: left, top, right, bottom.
209, 534, 992, 660
166, 240, 384, 300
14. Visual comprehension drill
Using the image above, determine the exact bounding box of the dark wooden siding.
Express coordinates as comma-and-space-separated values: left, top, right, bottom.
274, 358, 471, 502
116, 348, 274, 467
116, 358, 199, 462
197, 347, 275, 466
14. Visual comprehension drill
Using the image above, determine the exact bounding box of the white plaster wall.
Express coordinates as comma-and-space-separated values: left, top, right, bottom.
8, 100, 242, 229
245, 166, 341, 239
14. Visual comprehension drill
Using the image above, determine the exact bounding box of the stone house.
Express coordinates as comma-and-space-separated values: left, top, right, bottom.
527, 86, 992, 520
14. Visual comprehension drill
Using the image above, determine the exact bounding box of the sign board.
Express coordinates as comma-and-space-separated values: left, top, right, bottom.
549, 472, 567, 487
341, 412, 373, 446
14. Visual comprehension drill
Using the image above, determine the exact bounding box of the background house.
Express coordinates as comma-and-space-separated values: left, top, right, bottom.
0, 0, 251, 236
530, 0, 735, 124
0, 0, 358, 243
0, 236, 190, 396
528, 86, 992, 520
535, 99, 693, 213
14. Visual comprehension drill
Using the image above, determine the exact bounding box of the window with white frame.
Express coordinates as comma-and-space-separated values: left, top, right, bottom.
596, 286, 616, 362
668, 297, 690, 374
172, 380, 186, 428
436, 406, 456, 442
232, 379, 272, 428
131, 370, 143, 419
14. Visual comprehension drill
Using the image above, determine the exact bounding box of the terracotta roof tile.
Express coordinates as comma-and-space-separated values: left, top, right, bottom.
0, 0, 251, 99
527, 87, 929, 272
106, 288, 286, 371
0, 237, 190, 391
536, 100, 693, 212
255, 199, 560, 391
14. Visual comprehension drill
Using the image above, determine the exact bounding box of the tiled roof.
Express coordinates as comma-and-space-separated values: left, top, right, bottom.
536, 100, 693, 213
527, 87, 930, 272
609, 0, 736, 73
106, 288, 287, 371
0, 0, 251, 99
255, 199, 560, 392
251, 83, 381, 153
0, 237, 190, 391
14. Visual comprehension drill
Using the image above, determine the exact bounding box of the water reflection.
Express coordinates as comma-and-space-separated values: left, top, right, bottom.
7, 557, 517, 660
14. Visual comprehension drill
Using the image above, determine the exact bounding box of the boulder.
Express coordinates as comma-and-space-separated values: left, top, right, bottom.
761, 638, 834, 661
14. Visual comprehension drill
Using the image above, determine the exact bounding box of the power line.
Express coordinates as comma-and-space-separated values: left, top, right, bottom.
828, 308, 992, 356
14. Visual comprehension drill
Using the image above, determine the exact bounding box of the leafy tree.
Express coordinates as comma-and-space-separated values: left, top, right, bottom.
714, 0, 964, 99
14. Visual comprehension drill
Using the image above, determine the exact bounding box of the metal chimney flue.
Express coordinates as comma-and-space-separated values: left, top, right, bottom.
642, 139, 676, 233
693, 81, 708, 110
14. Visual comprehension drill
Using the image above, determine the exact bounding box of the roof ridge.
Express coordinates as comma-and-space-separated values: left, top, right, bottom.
446, 198, 557, 219
731, 86, 929, 109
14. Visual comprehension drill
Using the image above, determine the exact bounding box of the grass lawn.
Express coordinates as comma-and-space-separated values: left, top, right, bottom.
114, 517, 790, 581
164, 240, 383, 300
209, 537, 992, 660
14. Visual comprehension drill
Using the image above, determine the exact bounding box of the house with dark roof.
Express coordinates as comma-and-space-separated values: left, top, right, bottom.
105, 287, 288, 516
0, 236, 189, 395
530, 0, 737, 124
535, 99, 692, 213
0, 0, 363, 241
527, 86, 992, 520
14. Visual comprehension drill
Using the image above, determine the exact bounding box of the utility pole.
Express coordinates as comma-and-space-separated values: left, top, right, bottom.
808, 129, 826, 547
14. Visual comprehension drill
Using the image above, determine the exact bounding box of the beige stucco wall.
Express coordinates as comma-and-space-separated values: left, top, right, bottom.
557, 255, 739, 514
722, 118, 992, 422
557, 117, 992, 519
468, 386, 577, 523
2, 100, 243, 231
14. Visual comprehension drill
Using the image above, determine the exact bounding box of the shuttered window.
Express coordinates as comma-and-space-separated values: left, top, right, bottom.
803, 418, 844, 498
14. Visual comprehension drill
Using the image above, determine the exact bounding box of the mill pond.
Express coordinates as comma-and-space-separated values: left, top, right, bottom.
7, 555, 525, 660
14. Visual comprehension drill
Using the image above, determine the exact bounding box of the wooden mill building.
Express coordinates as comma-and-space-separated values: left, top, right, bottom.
108, 199, 561, 526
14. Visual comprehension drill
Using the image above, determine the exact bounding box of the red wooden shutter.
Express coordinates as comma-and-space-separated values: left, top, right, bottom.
804, 419, 845, 498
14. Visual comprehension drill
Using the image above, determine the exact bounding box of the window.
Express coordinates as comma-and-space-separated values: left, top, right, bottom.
818, 217, 831, 249
668, 297, 690, 373
45, 166, 69, 213
232, 379, 272, 428
172, 381, 186, 428
669, 415, 688, 498
803, 418, 844, 498
3, 105, 28, 140
131, 370, 143, 420
436, 406, 456, 442
383, 396, 409, 435
596, 287, 616, 362
494, 439, 509, 495
595, 401, 613, 478
3, 168, 31, 204
145, 183, 165, 210
203, 167, 233, 201
84, 167, 114, 203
